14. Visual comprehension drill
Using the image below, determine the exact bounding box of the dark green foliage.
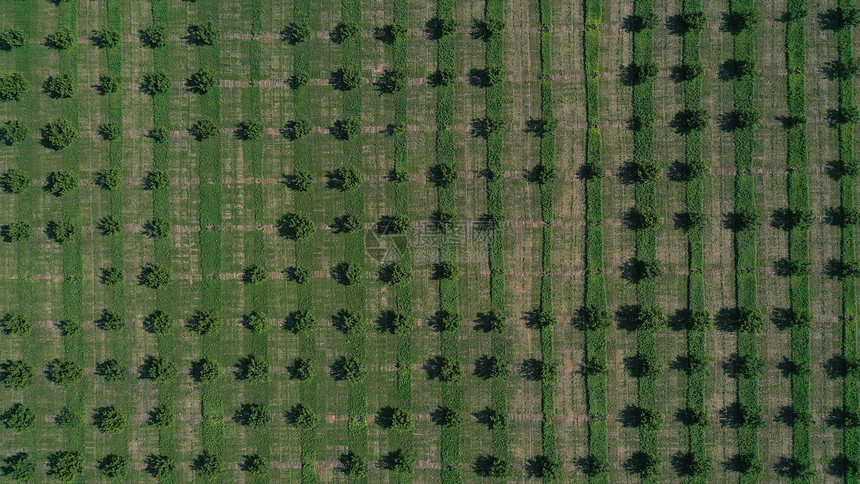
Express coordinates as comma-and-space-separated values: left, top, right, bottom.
1, 313, 30, 336
381, 260, 411, 286
636, 407, 663, 430
430, 68, 457, 87
187, 68, 216, 94
829, 58, 860, 80
42, 118, 79, 150
47, 220, 79, 243
688, 310, 712, 331
2, 452, 36, 481
47, 358, 83, 386
45, 171, 79, 196
149, 126, 169, 143
237, 119, 264, 140
235, 403, 270, 428
145, 218, 169, 239
287, 171, 313, 193
678, 108, 710, 132
627, 207, 659, 230
283, 21, 311, 44
433, 406, 463, 428
680, 407, 709, 427
737, 307, 764, 333
334, 214, 362, 233
91, 28, 120, 48
145, 454, 174, 479
435, 261, 461, 280
45, 28, 74, 50
192, 358, 220, 383
432, 309, 461, 333
243, 264, 267, 284
243, 310, 269, 333
3, 222, 31, 242
379, 22, 407, 44
290, 70, 310, 89
479, 310, 507, 333
0, 72, 29, 101
48, 451, 84, 482
429, 355, 462, 382
331, 166, 363, 190
237, 354, 270, 382
0, 360, 33, 389
734, 354, 764, 378
530, 455, 563, 479
833, 107, 860, 125
141, 355, 177, 383
677, 61, 705, 81
735, 208, 762, 232
288, 266, 310, 284
43, 74, 74, 98
377, 406, 414, 431
728, 59, 757, 79
55, 406, 82, 427
59, 319, 81, 337
737, 403, 765, 428
148, 403, 174, 427
194, 451, 222, 478
145, 169, 169, 190
832, 7, 860, 30
636, 305, 665, 332
95, 168, 121, 190
98, 454, 128, 479
334, 309, 366, 334
97, 215, 121, 236
93, 406, 127, 433
2, 403, 35, 431
0, 120, 27, 145
382, 449, 414, 474
427, 17, 459, 38
334, 67, 362, 91
189, 309, 220, 335
332, 117, 361, 140
1, 169, 29, 193
331, 356, 365, 382
679, 11, 708, 32
726, 8, 762, 33
431, 162, 459, 187
532, 308, 558, 329
242, 455, 268, 477
139, 263, 171, 289
285, 120, 312, 141
626, 12, 658, 32
631, 159, 661, 182
286, 403, 319, 429
190, 119, 218, 140
141, 72, 169, 95
625, 61, 658, 85
140, 25, 167, 48
188, 22, 219, 46
474, 355, 509, 380
734, 108, 762, 131
378, 68, 406, 93
334, 261, 364, 285
332, 22, 360, 43
97, 309, 123, 331
531, 164, 557, 185
286, 309, 316, 335
378, 214, 411, 234
474, 455, 513, 477
277, 212, 314, 240
483, 65, 507, 87
288, 358, 314, 381
0, 28, 25, 50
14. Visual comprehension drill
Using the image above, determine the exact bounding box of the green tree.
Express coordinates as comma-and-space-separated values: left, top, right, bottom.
141, 72, 169, 95
340, 451, 368, 477
238, 354, 270, 382
95, 168, 121, 190
187, 68, 216, 94
235, 403, 270, 428
432, 163, 459, 187
0, 360, 33, 389
243, 310, 269, 333
59, 319, 81, 337
100, 267, 123, 285
97, 454, 128, 479
145, 454, 174, 479
43, 74, 74, 99
139, 263, 171, 289
278, 213, 315, 240
287, 403, 319, 428
430, 355, 462, 382
48, 451, 84, 482
237, 119, 264, 140
188, 22, 219, 46
145, 169, 169, 190
427, 17, 459, 38
91, 28, 120, 48
0, 120, 27, 145
45, 28, 74, 49
96, 359, 126, 382
148, 403, 174, 427
283, 21, 311, 44
42, 118, 79, 150
334, 261, 364, 285
0, 28, 25, 50
47, 220, 79, 243
737, 307, 764, 333
378, 214, 411, 234
1, 313, 30, 336
140, 24, 167, 48
143, 310, 171, 334
45, 171, 79, 196
285, 120, 312, 141
381, 260, 411, 286
332, 22, 360, 43
194, 451, 222, 478
192, 358, 221, 383
0, 72, 29, 101
93, 406, 127, 433
435, 261, 461, 280
636, 305, 665, 332
189, 309, 220, 335
286, 310, 316, 335
288, 358, 314, 381
1, 169, 29, 193
333, 117, 361, 140
242, 454, 268, 477
378, 68, 406, 93
382, 448, 415, 474
625, 61, 658, 85
47, 359, 83, 386
679, 11, 708, 32
149, 126, 169, 142
190, 119, 218, 140
141, 355, 177, 383
97, 309, 123, 331
1, 452, 36, 481
432, 309, 461, 333
474, 455, 513, 478
331, 356, 365, 382
55, 406, 82, 427
581, 305, 611, 331
2, 403, 35, 431
3, 222, 31, 242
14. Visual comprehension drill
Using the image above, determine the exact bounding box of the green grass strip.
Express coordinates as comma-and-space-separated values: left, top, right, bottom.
485, 0, 510, 466
836, 0, 858, 479
729, 1, 760, 481
536, 0, 558, 466
680, 1, 708, 482
583, 0, 607, 481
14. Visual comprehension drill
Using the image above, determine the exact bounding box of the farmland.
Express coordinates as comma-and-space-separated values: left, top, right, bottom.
0, 0, 858, 482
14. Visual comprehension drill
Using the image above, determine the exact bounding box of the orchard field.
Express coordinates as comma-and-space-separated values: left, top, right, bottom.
0, 0, 858, 482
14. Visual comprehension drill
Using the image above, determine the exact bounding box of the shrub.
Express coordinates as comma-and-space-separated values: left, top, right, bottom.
625, 61, 658, 85
430, 68, 457, 86
474, 455, 513, 477
532, 308, 558, 329
42, 118, 79, 150
636, 305, 665, 332
331, 356, 365, 382
187, 68, 216, 94
0, 119, 27, 145
636, 407, 663, 430
738, 404, 765, 428
1, 313, 30, 336
242, 455, 268, 477
194, 451, 222, 478
688, 310, 712, 331
189, 309, 220, 335
141, 355, 177, 383
434, 210, 456, 233
377, 406, 414, 431
428, 17, 459, 38
627, 207, 659, 230
238, 354, 270, 382
59, 319, 82, 337
334, 261, 364, 285
1, 168, 29, 193
48, 451, 84, 482
145, 454, 174, 479
475, 355, 509, 380
290, 70, 310, 89
581, 305, 611, 331
190, 119, 218, 140
3, 222, 31, 242
631, 159, 661, 182
288, 266, 311, 284
145, 169, 169, 190
235, 403, 271, 428
381, 260, 411, 286
285, 120, 311, 141
148, 403, 174, 427
0, 28, 25, 50
479, 310, 507, 333
735, 208, 762, 232
95, 168, 121, 190
238, 119, 264, 140
433, 406, 463, 428
481, 407, 507, 429
189, 22, 219, 46
140, 25, 167, 48
680, 108, 710, 132
834, 107, 860, 125
332, 22, 360, 43
630, 258, 662, 281
833, 7, 860, 30
532, 164, 557, 185
91, 28, 120, 48
334, 309, 365, 334
97, 309, 123, 331
45, 28, 74, 50
2, 452, 36, 481
286, 172, 313, 194
677, 61, 705, 81
734, 354, 764, 378
149, 126, 169, 142
93, 406, 127, 433
286, 309, 316, 335
45, 171, 79, 196
0, 72, 29, 101
429, 355, 462, 382
289, 358, 314, 381
287, 403, 319, 428
141, 72, 169, 95
283, 21, 311, 44
192, 358, 220, 383
243, 311, 269, 333
43, 74, 75, 99
382, 449, 414, 474
332, 117, 361, 140
431, 162, 459, 187
331, 166, 362, 190
139, 263, 171, 289
735, 108, 762, 131
98, 215, 121, 236
334, 214, 362, 233
278, 213, 315, 240
380, 22, 407, 44
483, 65, 507, 87
47, 220, 79, 243
729, 59, 757, 79
2, 403, 35, 431
432, 309, 461, 333
47, 358, 83, 386
98, 454, 128, 479
243, 264, 267, 284
530, 455, 562, 480
737, 307, 764, 333
333, 67, 362, 91
378, 214, 411, 235
435, 261, 461, 280
680, 407, 709, 427
378, 68, 406, 93
679, 11, 708, 32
